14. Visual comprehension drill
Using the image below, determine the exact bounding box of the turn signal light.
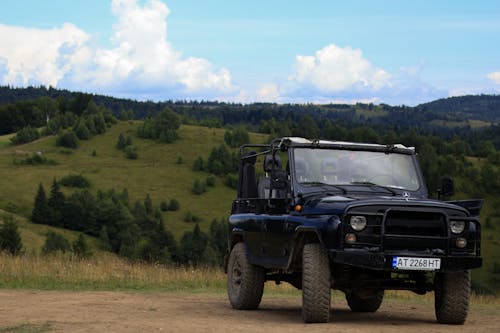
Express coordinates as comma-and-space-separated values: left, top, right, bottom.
345, 233, 357, 244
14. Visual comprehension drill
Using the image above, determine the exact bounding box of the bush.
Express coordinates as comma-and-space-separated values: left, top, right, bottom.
72, 234, 92, 258
0, 215, 23, 255
116, 133, 133, 150
225, 174, 238, 189
193, 179, 207, 195
206, 175, 216, 187
168, 198, 180, 211
160, 199, 169, 212
14, 153, 57, 166
193, 156, 205, 171
176, 155, 184, 164
184, 211, 201, 223
11, 126, 40, 145
74, 121, 91, 140
59, 174, 91, 188
56, 131, 79, 149
124, 145, 138, 159
42, 231, 71, 255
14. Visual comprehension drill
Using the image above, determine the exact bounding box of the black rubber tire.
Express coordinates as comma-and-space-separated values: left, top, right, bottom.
227, 242, 265, 310
302, 243, 331, 323
346, 290, 384, 312
434, 270, 470, 325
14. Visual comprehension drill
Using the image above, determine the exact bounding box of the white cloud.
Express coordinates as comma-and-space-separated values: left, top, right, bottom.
0, 0, 233, 98
487, 71, 500, 84
290, 44, 391, 92
0, 23, 89, 87
256, 83, 281, 102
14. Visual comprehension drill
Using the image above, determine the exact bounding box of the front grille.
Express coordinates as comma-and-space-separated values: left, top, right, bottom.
385, 210, 446, 237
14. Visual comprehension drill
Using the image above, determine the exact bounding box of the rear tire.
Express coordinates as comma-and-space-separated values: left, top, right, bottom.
302, 243, 331, 323
434, 270, 470, 325
227, 242, 265, 310
346, 290, 384, 312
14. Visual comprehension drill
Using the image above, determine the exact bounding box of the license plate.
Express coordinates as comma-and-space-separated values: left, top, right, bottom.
392, 257, 441, 271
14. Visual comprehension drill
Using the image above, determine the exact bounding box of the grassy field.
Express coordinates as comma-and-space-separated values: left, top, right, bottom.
0, 122, 266, 239
0, 121, 498, 294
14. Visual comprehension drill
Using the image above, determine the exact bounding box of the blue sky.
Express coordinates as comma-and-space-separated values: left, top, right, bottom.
0, 0, 499, 105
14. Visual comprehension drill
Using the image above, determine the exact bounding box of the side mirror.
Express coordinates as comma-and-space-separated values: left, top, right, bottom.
438, 176, 454, 199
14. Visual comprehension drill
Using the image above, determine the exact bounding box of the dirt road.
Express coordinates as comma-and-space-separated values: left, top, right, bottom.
0, 290, 497, 332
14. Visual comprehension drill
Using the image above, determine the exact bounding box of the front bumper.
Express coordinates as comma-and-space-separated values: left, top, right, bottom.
329, 249, 482, 272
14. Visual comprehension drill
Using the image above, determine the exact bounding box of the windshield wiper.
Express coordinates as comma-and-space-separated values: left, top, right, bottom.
349, 181, 398, 196
300, 182, 347, 194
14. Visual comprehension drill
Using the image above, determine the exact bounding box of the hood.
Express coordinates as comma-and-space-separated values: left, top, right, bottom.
302, 194, 470, 217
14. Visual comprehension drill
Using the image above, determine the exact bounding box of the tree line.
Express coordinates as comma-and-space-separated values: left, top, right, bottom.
31, 181, 227, 266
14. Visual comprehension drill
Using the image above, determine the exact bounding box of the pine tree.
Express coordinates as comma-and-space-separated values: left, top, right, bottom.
99, 226, 112, 251
0, 215, 23, 255
32, 183, 50, 224
116, 133, 127, 150
144, 194, 153, 215
48, 179, 65, 227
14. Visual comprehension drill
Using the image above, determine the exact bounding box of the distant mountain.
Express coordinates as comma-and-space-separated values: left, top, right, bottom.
1, 86, 499, 126
416, 95, 500, 123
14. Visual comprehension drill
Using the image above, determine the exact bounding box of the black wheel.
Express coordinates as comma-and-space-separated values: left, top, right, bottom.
434, 270, 470, 325
346, 290, 384, 312
302, 243, 331, 323
227, 242, 265, 309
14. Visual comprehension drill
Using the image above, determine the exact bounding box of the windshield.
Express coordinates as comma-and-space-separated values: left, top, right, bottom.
293, 148, 421, 191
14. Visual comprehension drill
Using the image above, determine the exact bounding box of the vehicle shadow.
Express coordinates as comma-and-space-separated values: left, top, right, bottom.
249, 305, 437, 326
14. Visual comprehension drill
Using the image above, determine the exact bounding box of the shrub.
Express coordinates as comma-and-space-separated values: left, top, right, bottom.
59, 174, 91, 188
168, 198, 180, 211
56, 131, 79, 149
184, 211, 201, 223
124, 145, 138, 159
42, 231, 71, 255
225, 174, 238, 189
11, 126, 40, 145
160, 200, 169, 212
176, 155, 184, 164
72, 234, 92, 258
116, 133, 133, 150
74, 121, 91, 140
192, 156, 205, 171
193, 179, 207, 195
14, 153, 57, 166
206, 175, 216, 187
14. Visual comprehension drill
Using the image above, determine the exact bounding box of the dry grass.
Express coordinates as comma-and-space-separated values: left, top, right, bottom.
0, 253, 298, 295
0, 253, 497, 306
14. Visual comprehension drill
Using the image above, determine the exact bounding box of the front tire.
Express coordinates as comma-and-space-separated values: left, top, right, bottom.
302, 243, 331, 323
227, 242, 265, 309
434, 270, 470, 325
346, 290, 384, 312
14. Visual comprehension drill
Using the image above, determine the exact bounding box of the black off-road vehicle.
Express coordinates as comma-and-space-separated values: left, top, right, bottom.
226, 137, 482, 324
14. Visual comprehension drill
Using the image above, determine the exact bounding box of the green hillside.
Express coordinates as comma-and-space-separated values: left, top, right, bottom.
0, 120, 499, 294
0, 122, 266, 240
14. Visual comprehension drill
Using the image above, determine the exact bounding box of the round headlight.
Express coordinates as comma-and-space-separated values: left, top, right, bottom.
350, 216, 367, 231
450, 220, 465, 234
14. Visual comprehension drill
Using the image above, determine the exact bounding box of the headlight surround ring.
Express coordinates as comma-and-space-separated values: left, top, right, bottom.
350, 215, 367, 231
450, 220, 466, 234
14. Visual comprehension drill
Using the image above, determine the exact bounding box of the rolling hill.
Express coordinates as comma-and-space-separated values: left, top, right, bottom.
0, 119, 499, 294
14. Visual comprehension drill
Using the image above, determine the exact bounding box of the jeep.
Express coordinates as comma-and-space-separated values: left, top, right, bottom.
226, 137, 482, 324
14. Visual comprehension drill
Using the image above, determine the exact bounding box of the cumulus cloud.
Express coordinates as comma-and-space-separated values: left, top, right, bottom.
290, 44, 391, 93
0, 23, 89, 87
487, 71, 500, 84
0, 0, 233, 99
